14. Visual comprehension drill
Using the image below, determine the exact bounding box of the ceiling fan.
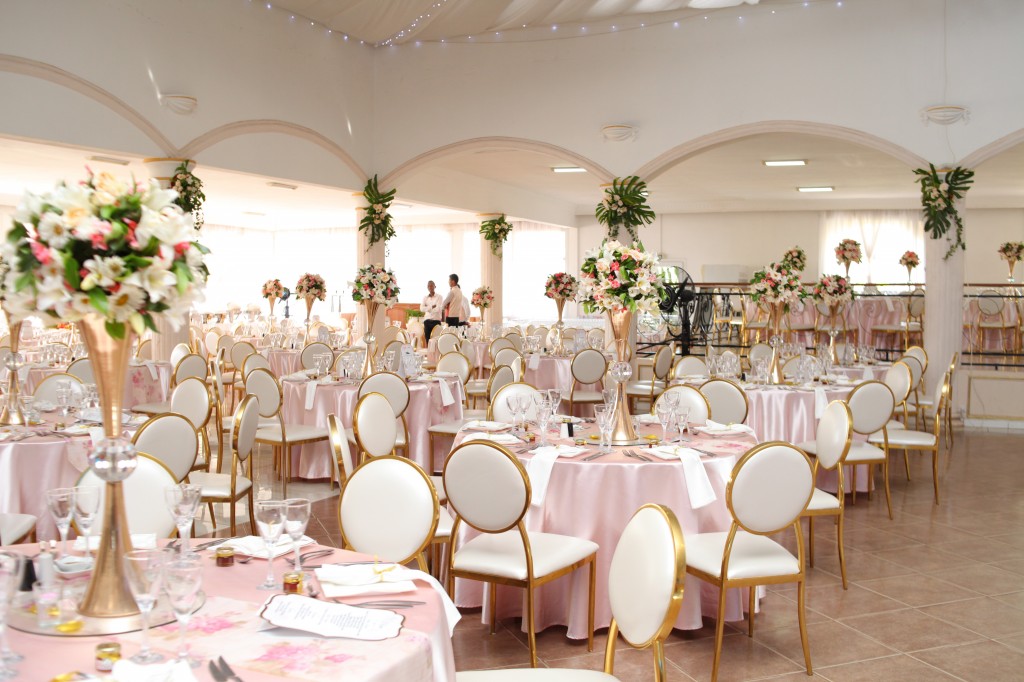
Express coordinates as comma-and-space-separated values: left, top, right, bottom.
687, 0, 760, 8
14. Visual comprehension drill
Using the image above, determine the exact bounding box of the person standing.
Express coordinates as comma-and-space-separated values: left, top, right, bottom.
421, 280, 443, 341
441, 273, 466, 327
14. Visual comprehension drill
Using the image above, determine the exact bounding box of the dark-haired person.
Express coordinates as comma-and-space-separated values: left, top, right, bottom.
421, 280, 443, 341
441, 273, 466, 327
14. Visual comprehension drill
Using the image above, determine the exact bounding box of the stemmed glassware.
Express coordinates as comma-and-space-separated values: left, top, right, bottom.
165, 484, 203, 556
71, 486, 100, 555
55, 381, 71, 418
283, 498, 311, 574
44, 488, 74, 566
123, 549, 169, 664
534, 397, 552, 447
594, 405, 613, 452
655, 401, 675, 444
164, 557, 203, 669
0, 552, 24, 680
255, 500, 285, 590
675, 406, 691, 442
505, 395, 520, 431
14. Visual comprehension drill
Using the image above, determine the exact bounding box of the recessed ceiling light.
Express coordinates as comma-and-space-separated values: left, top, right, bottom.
88, 155, 130, 166
392, 202, 413, 209
552, 167, 586, 174
763, 159, 807, 167
267, 181, 297, 190
797, 186, 834, 193
243, 211, 266, 216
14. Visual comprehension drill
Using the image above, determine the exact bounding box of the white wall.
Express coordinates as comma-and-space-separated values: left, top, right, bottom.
964, 208, 1024, 283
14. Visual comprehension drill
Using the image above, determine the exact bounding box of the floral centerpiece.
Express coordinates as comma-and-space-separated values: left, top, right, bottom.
749, 262, 806, 312
544, 272, 578, 329
171, 161, 205, 230
811, 274, 854, 307
914, 164, 974, 259
295, 273, 326, 322
359, 175, 396, 248
479, 214, 513, 258
471, 285, 494, 310
781, 246, 807, 272
595, 176, 656, 242
262, 278, 284, 316
2, 169, 209, 618
834, 238, 862, 277
998, 242, 1024, 282
580, 240, 667, 443
350, 264, 399, 375
899, 251, 920, 281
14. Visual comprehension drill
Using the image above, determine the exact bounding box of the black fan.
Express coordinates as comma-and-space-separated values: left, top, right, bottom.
659, 266, 707, 354
281, 287, 291, 319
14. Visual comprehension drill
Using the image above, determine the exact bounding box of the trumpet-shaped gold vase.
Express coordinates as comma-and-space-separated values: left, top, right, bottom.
362, 301, 380, 377
608, 309, 637, 444
0, 314, 25, 426
768, 303, 785, 385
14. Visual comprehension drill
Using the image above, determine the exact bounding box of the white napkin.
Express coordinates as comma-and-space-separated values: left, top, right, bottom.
315, 563, 461, 635
704, 419, 755, 435
74, 533, 156, 551
435, 378, 455, 406
283, 371, 310, 381
463, 420, 511, 432
466, 432, 522, 445
650, 446, 718, 508
526, 445, 585, 507
218, 535, 314, 559
636, 413, 661, 425
863, 367, 874, 381
814, 387, 829, 419
143, 360, 158, 380
88, 427, 106, 447
304, 381, 318, 410
527, 353, 541, 370
112, 658, 197, 682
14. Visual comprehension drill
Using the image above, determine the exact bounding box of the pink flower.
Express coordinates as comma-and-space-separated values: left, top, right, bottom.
610, 261, 620, 271
30, 241, 52, 264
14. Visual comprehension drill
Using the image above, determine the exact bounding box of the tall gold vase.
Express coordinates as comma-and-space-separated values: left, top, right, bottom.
0, 313, 25, 425
828, 303, 840, 364
76, 315, 139, 618
608, 309, 637, 444
554, 299, 566, 354
768, 302, 785, 385
268, 296, 276, 318
362, 301, 380, 377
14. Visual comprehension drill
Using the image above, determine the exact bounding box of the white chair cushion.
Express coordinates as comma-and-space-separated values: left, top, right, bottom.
843, 442, 886, 463
567, 390, 604, 403
625, 380, 666, 395
868, 429, 936, 448
806, 488, 841, 512
430, 475, 447, 503
795, 440, 816, 455
453, 530, 598, 581
465, 381, 488, 396
886, 419, 906, 430
222, 416, 278, 431
0, 513, 37, 545
435, 506, 453, 540
457, 671, 615, 681
428, 419, 471, 435
686, 531, 799, 580
256, 424, 329, 444
132, 401, 170, 416
344, 427, 407, 448
190, 472, 252, 499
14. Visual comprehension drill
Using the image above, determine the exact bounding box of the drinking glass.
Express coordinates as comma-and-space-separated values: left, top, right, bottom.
547, 389, 561, 412
675, 406, 691, 441
123, 549, 168, 664
254, 500, 285, 590
663, 391, 679, 410
594, 405, 613, 452
535, 398, 552, 447
55, 381, 71, 417
601, 388, 617, 410
655, 401, 674, 444
505, 395, 520, 430
45, 488, 75, 564
0, 552, 24, 680
164, 557, 203, 669
71, 486, 100, 552
165, 484, 203, 555
19, 396, 34, 424
283, 498, 311, 573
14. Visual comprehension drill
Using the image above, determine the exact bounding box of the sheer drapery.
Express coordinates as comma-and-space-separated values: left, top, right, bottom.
501, 221, 568, 322
820, 211, 925, 284
388, 223, 482, 304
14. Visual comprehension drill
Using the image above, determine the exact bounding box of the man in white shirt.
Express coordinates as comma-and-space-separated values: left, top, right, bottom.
421, 280, 443, 341
441, 273, 467, 327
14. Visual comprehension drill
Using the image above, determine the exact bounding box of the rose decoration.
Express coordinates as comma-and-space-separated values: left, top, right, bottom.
899, 251, 920, 269
294, 273, 326, 302
811, 274, 854, 306
781, 246, 807, 272
749, 261, 806, 309
350, 264, 399, 307
471, 286, 494, 310
262, 278, 284, 299
579, 240, 667, 314
835, 239, 863, 266
544, 272, 579, 301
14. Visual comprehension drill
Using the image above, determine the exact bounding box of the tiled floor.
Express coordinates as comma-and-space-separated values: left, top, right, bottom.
202, 427, 1024, 681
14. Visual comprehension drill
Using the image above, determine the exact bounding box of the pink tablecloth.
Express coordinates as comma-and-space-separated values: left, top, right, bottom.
25, 362, 171, 408
8, 542, 456, 682
427, 339, 489, 377
281, 377, 465, 478
266, 349, 303, 377
452, 425, 758, 639
523, 354, 603, 418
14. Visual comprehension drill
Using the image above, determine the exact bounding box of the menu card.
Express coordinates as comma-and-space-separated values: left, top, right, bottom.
260, 593, 403, 640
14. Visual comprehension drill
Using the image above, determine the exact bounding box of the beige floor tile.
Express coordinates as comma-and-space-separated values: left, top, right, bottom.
778, 584, 906, 619
911, 640, 1024, 682
838, 607, 984, 653
996, 633, 1024, 654
544, 647, 695, 681
663, 633, 803, 682
925, 564, 1024, 596
808, 549, 917, 582
815, 653, 962, 681
856, 573, 979, 607
993, 590, 1024, 611
920, 597, 1024, 639
753, 621, 894, 669
868, 545, 982, 572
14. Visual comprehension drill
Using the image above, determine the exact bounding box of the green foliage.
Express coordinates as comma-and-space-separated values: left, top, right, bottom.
479, 214, 513, 258
595, 176, 656, 242
172, 162, 206, 229
913, 164, 974, 260
360, 175, 397, 247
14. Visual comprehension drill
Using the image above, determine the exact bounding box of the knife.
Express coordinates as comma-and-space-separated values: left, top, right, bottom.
194, 537, 234, 551
208, 660, 227, 682
218, 656, 245, 682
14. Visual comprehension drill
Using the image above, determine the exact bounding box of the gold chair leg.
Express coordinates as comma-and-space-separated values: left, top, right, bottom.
247, 490, 256, 533
747, 586, 755, 638
867, 463, 874, 500
904, 449, 911, 480
932, 448, 940, 505
229, 500, 237, 536
882, 455, 893, 520
851, 466, 858, 505
488, 583, 497, 635
796, 579, 812, 675
711, 584, 728, 682
526, 584, 538, 668
588, 558, 596, 653
808, 517, 815, 568
837, 512, 848, 590
653, 640, 667, 682
208, 502, 217, 529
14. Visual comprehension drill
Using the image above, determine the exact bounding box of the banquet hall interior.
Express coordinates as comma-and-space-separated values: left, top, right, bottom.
0, 0, 1023, 680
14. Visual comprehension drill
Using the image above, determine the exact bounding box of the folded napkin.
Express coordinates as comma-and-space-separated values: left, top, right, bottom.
649, 446, 718, 508
305, 381, 318, 410
527, 353, 541, 370
526, 445, 586, 507
218, 535, 314, 559
814, 387, 828, 419
463, 420, 511, 432
56, 423, 92, 436
34, 400, 56, 412
435, 377, 455, 406
283, 371, 310, 382
112, 659, 197, 682
636, 413, 661, 425
431, 371, 457, 378
143, 360, 158, 380
466, 432, 522, 445
862, 367, 874, 381
702, 419, 755, 435
315, 563, 461, 634
89, 426, 106, 447
75, 533, 156, 551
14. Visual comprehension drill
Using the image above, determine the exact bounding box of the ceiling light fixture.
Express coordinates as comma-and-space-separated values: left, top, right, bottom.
552, 167, 587, 173
797, 186, 834, 192
601, 124, 638, 142
158, 94, 198, 115
87, 155, 130, 166
763, 160, 807, 167
921, 105, 970, 125
392, 202, 413, 209
267, 181, 298, 190
243, 211, 266, 216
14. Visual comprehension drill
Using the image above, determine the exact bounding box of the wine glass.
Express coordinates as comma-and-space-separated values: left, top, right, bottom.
165, 484, 203, 555
655, 401, 674, 444
71, 486, 100, 553
675, 406, 691, 442
594, 405, 613, 452
547, 389, 562, 412
164, 557, 203, 669
123, 549, 169, 664
55, 381, 71, 418
254, 500, 285, 590
44, 488, 74, 565
505, 395, 520, 430
283, 498, 311, 574
534, 398, 552, 447
601, 388, 617, 411
0, 552, 24, 680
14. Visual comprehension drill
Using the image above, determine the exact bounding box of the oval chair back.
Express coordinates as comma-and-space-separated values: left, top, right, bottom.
132, 413, 199, 482
174, 353, 209, 385
901, 355, 924, 390
76, 453, 177, 537
67, 358, 94, 384
135, 339, 153, 360
328, 413, 354, 486
217, 335, 236, 363
505, 332, 524, 352
300, 342, 333, 370
586, 328, 604, 349
171, 377, 212, 432
729, 442, 813, 535
353, 392, 398, 460
358, 372, 410, 418
533, 326, 550, 346
883, 361, 913, 405
230, 341, 256, 371
486, 365, 515, 403
908, 291, 926, 318
244, 368, 283, 420
203, 332, 219, 359
233, 394, 261, 464
814, 401, 854, 471
33, 373, 84, 403
170, 342, 192, 369
846, 381, 895, 435
489, 382, 542, 422
437, 352, 471, 386
443, 440, 528, 533
700, 379, 749, 424
673, 355, 708, 379
242, 352, 271, 379
905, 345, 929, 373
381, 340, 405, 371
436, 333, 460, 356
571, 348, 608, 386
653, 385, 711, 423
338, 456, 438, 570
488, 337, 515, 362
493, 347, 523, 370
748, 343, 772, 365
653, 345, 674, 381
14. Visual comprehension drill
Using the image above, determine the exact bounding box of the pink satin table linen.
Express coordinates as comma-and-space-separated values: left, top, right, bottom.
266, 349, 303, 377
25, 362, 171, 408
450, 425, 758, 640
427, 339, 489, 377
523, 354, 604, 418
7, 542, 456, 682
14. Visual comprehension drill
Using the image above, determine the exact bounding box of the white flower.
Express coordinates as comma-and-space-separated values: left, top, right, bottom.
12, 191, 43, 224
76, 216, 113, 242
107, 285, 146, 322
82, 255, 127, 289
125, 266, 176, 303
141, 179, 178, 211
136, 205, 192, 247
36, 276, 71, 312
51, 183, 93, 228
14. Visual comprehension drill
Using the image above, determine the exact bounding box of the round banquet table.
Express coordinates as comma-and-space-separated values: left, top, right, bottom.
451, 423, 760, 639
25, 361, 172, 409
523, 353, 606, 418
281, 375, 465, 477
6, 541, 456, 682
266, 348, 303, 377
426, 338, 488, 376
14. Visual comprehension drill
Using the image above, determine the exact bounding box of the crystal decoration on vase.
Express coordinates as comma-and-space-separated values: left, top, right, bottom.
351, 263, 400, 377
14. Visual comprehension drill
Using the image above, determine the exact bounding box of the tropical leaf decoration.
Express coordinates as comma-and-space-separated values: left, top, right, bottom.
913, 164, 974, 260
171, 162, 205, 230
479, 214, 513, 258
359, 175, 397, 247
595, 176, 655, 243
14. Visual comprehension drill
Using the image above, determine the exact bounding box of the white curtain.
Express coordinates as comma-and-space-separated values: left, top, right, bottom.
388, 223, 481, 304
820, 211, 925, 284
501, 221, 568, 322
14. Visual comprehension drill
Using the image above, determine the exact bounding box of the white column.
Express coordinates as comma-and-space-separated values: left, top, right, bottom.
481, 238, 503, 329
354, 204, 387, 342
923, 210, 965, 395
